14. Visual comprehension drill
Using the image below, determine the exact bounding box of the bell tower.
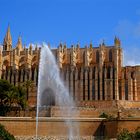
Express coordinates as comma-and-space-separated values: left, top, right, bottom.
3, 25, 12, 51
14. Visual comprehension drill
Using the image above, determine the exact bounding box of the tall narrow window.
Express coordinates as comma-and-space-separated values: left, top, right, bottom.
18, 70, 21, 82
107, 66, 111, 79
6, 66, 8, 80
109, 49, 112, 62
96, 51, 99, 63
125, 81, 128, 100
92, 82, 95, 100
88, 72, 90, 100
32, 68, 35, 81
23, 69, 25, 82
14, 72, 16, 85
119, 82, 122, 100
36, 67, 39, 86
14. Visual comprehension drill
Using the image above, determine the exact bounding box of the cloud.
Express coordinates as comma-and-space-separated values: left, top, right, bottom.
114, 19, 140, 66
123, 46, 140, 66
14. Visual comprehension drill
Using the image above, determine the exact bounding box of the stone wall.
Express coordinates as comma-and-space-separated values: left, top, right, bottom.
0, 117, 104, 137
0, 117, 140, 139
118, 100, 140, 108
77, 100, 118, 108
50, 106, 118, 118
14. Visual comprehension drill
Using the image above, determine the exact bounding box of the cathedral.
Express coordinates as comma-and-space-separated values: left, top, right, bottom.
0, 26, 140, 108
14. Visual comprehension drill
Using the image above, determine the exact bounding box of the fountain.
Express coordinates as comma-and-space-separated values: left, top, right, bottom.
36, 44, 79, 139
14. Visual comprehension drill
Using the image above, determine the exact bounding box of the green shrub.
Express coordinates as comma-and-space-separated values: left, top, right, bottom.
117, 129, 134, 140
0, 124, 15, 140
99, 112, 108, 118
99, 112, 116, 120
135, 128, 140, 139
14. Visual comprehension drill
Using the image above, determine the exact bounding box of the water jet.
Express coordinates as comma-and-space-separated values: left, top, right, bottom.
36, 45, 79, 139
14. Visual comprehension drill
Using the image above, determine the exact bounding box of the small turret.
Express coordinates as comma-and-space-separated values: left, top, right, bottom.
89, 42, 92, 49
76, 43, 80, 49
101, 40, 105, 46
63, 43, 67, 49
29, 44, 32, 55
16, 36, 22, 50
29, 44, 32, 50
114, 36, 121, 47
3, 25, 12, 51
35, 44, 38, 51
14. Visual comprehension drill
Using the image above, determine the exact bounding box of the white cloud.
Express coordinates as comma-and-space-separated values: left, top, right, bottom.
123, 47, 140, 66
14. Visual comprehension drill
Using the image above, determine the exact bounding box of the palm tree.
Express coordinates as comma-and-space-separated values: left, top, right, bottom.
4, 90, 16, 108
16, 86, 27, 109
0, 79, 13, 105
0, 79, 27, 116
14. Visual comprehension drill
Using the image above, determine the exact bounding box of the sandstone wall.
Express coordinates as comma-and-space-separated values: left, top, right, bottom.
0, 117, 140, 138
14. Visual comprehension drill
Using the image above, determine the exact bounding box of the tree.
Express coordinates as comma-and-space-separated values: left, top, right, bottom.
15, 85, 27, 109
0, 80, 13, 105
0, 80, 14, 115
4, 90, 16, 109
0, 79, 27, 116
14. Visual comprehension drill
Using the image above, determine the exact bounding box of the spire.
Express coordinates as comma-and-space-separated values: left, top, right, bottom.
3, 25, 12, 51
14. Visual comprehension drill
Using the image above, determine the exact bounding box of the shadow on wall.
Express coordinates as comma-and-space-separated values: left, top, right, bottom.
94, 121, 106, 140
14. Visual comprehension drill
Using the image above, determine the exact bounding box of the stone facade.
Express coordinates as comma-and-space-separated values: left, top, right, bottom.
0, 26, 140, 107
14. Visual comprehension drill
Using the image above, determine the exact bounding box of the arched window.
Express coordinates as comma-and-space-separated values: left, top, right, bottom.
109, 49, 112, 62
96, 51, 99, 63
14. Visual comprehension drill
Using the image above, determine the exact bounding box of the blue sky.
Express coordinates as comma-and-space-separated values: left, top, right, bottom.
0, 0, 140, 65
